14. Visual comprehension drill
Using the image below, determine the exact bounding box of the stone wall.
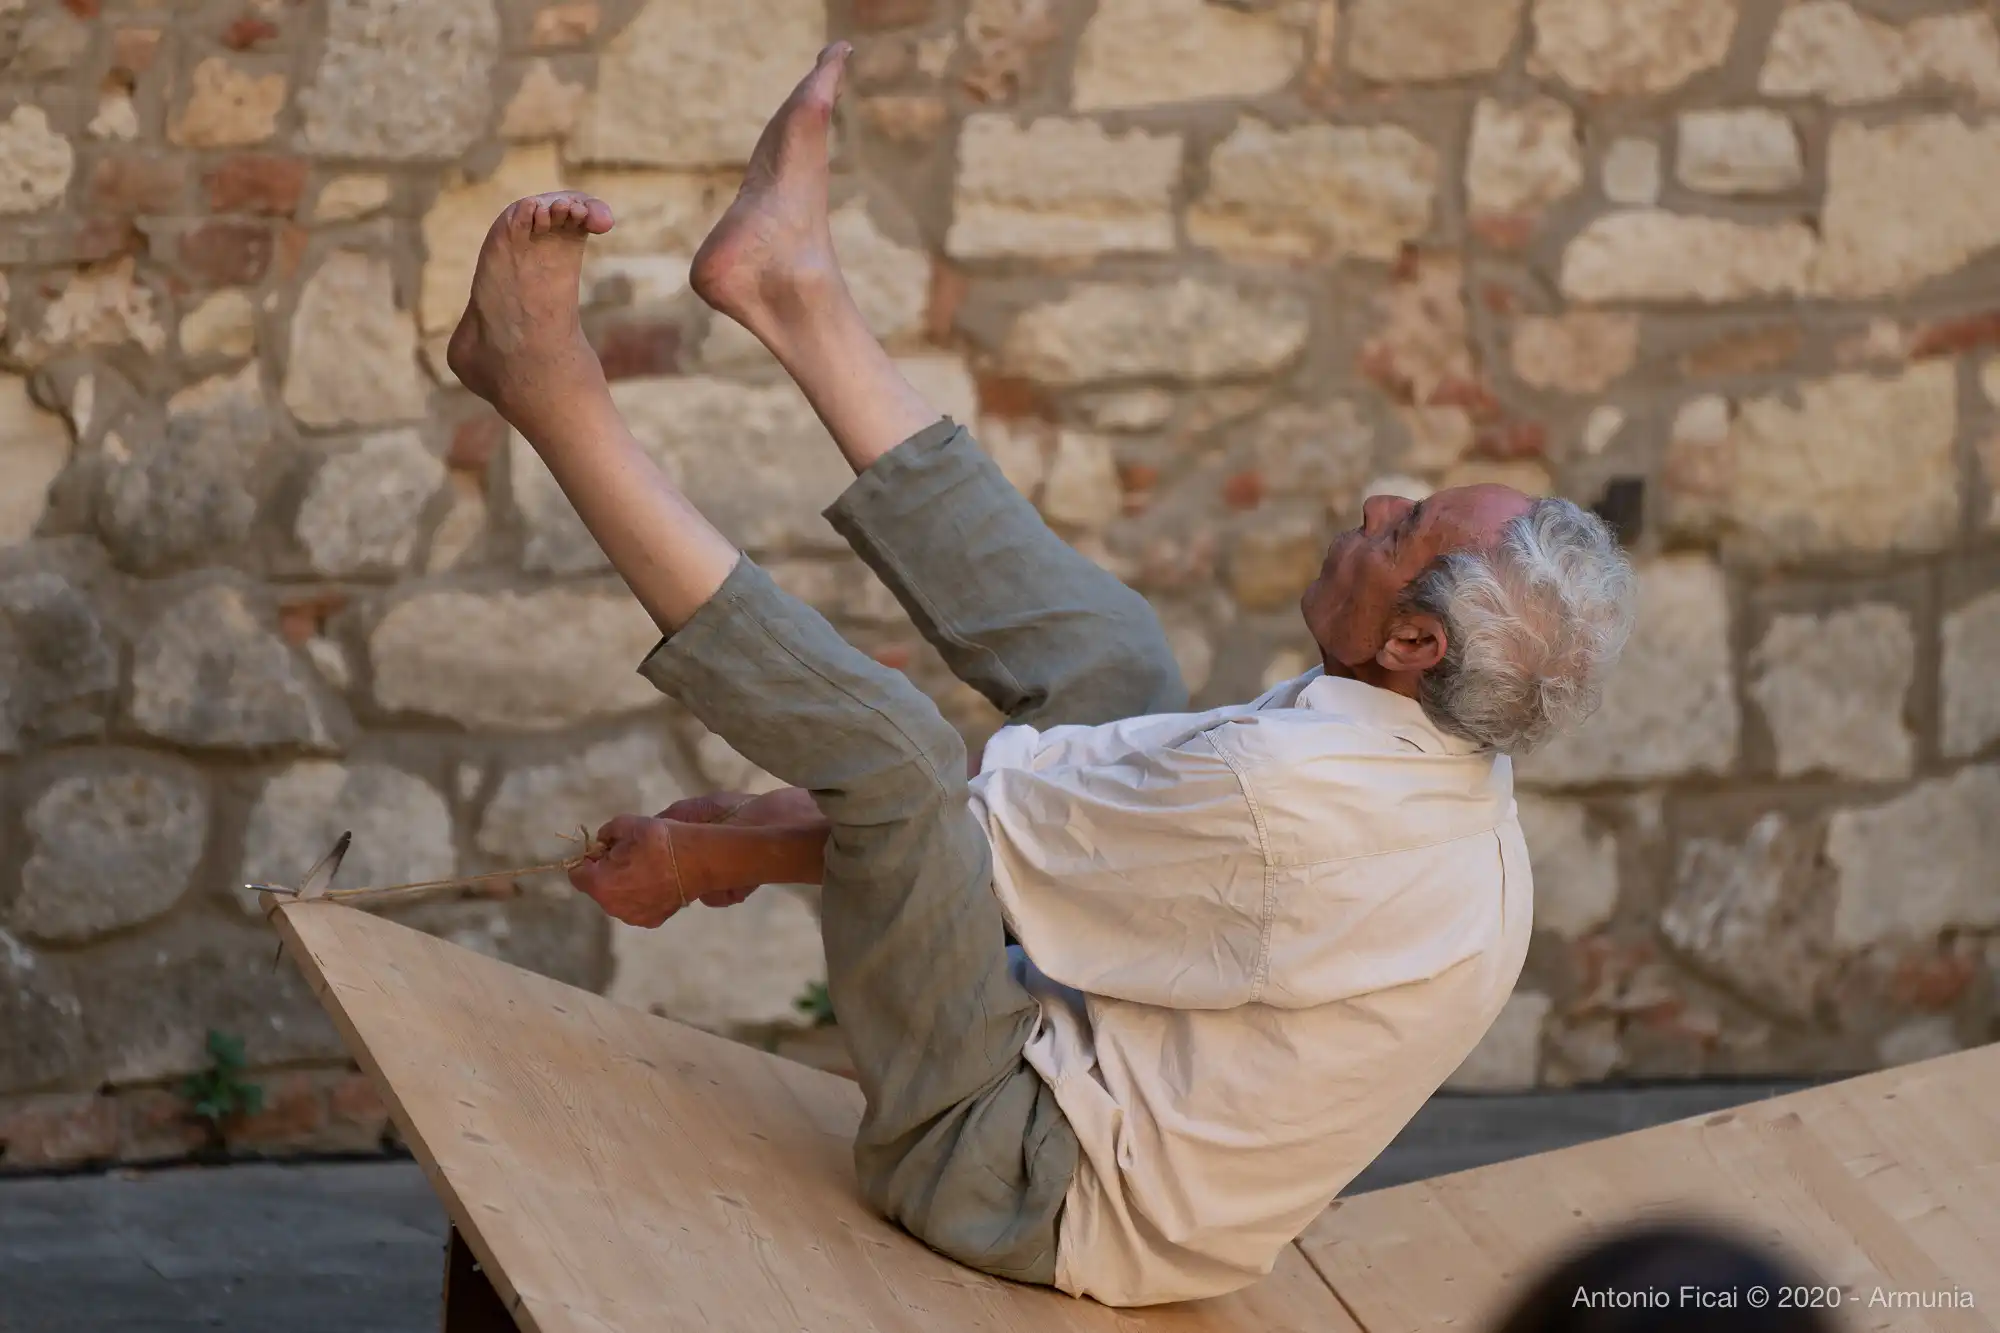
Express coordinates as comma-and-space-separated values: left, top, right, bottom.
3, 0, 1998, 1168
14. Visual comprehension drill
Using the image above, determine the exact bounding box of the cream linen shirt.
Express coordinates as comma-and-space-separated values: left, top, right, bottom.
966, 668, 1534, 1307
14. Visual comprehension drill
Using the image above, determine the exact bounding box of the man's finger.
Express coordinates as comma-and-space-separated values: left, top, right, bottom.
659, 795, 727, 824
594, 813, 650, 847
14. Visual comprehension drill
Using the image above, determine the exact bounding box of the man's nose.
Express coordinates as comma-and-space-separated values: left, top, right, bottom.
1360, 494, 1413, 535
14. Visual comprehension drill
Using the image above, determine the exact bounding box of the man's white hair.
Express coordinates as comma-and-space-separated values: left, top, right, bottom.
1400, 498, 1637, 755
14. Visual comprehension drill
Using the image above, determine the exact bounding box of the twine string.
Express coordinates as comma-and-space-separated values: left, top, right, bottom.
287, 795, 763, 912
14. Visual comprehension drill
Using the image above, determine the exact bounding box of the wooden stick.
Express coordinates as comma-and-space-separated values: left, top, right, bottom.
308, 798, 763, 910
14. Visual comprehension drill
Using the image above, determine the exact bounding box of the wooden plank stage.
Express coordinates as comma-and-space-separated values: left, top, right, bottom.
273, 899, 2000, 1332
272, 900, 1357, 1333
1303, 1040, 2000, 1332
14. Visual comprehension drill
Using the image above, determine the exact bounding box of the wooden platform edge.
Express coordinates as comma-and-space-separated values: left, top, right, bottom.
274, 901, 540, 1333
1298, 1042, 2000, 1333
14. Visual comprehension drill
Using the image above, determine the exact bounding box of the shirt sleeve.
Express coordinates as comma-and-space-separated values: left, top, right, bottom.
977, 727, 1270, 1010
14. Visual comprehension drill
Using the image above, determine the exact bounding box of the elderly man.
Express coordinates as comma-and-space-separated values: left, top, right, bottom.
447, 45, 1637, 1308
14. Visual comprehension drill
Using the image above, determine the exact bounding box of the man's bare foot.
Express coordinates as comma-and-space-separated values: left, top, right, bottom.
446, 190, 615, 429
690, 43, 851, 350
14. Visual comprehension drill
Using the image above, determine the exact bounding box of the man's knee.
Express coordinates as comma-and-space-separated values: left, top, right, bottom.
823, 705, 969, 827
859, 1144, 1061, 1290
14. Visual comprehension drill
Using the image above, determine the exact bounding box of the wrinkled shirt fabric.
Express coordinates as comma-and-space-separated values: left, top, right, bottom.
966, 668, 1533, 1306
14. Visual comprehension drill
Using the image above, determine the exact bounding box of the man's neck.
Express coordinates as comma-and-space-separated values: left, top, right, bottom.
1320, 653, 1422, 701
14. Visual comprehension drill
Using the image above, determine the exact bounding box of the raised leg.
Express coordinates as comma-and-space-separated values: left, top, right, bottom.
637, 559, 1073, 1283
690, 50, 1185, 729
442, 49, 1075, 1283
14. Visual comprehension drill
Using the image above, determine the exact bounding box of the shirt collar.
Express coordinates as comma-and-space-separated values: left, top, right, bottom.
1280, 668, 1490, 757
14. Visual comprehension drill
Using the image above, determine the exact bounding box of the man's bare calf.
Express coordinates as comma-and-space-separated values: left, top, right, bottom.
690, 43, 941, 474
444, 43, 1001, 926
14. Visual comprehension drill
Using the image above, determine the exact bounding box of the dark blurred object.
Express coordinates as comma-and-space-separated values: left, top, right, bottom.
1591, 477, 1645, 546
1490, 1221, 1840, 1332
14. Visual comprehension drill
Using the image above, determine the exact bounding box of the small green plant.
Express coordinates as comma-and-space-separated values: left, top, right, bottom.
793, 980, 835, 1028
179, 1029, 265, 1136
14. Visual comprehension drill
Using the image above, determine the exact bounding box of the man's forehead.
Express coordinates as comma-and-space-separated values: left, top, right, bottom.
1417, 484, 1531, 545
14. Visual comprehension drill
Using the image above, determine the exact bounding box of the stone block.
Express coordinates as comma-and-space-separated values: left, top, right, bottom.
1814, 116, 2000, 298
829, 202, 931, 346
1878, 1017, 1961, 1068
370, 585, 663, 731
178, 290, 257, 361
570, 0, 825, 167
95, 364, 272, 574
389, 894, 604, 992
14, 757, 209, 944
1663, 363, 1957, 563
1560, 212, 1817, 304
532, 2, 600, 47
1001, 278, 1310, 387
283, 252, 429, 428
1750, 604, 1915, 780
240, 761, 454, 914
1189, 120, 1437, 264
130, 583, 347, 752
205, 154, 309, 217
1664, 814, 1834, 1021
570, 169, 739, 275
115, 1088, 208, 1163
1238, 400, 1378, 518
1510, 312, 1638, 395
1072, 0, 1303, 111
1676, 108, 1804, 195
512, 376, 861, 572
168, 59, 285, 148
1359, 254, 1474, 469
607, 885, 825, 1036
1039, 431, 1122, 530
5, 10, 91, 77
1828, 766, 2000, 946
500, 59, 587, 142
223, 1072, 330, 1152
477, 731, 690, 866
0, 568, 117, 755
1761, 2, 2000, 106
1228, 513, 1325, 613
0, 931, 87, 1093
295, 429, 446, 577
946, 116, 1179, 260
1466, 97, 1582, 225
178, 219, 274, 288
0, 1093, 117, 1168
1530, 0, 1738, 94
1522, 558, 1738, 785
74, 916, 343, 1085
1942, 589, 2000, 758
1601, 137, 1661, 206
11, 257, 166, 366
0, 374, 71, 546
1517, 796, 1618, 940
312, 175, 392, 223
1348, 0, 1526, 82
88, 153, 186, 216
298, 0, 501, 160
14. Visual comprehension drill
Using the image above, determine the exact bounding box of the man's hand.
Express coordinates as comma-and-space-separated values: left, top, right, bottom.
570, 814, 761, 927
570, 815, 689, 927
571, 790, 834, 927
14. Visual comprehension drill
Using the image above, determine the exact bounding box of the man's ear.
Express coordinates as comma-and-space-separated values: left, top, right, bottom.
1376, 611, 1447, 674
